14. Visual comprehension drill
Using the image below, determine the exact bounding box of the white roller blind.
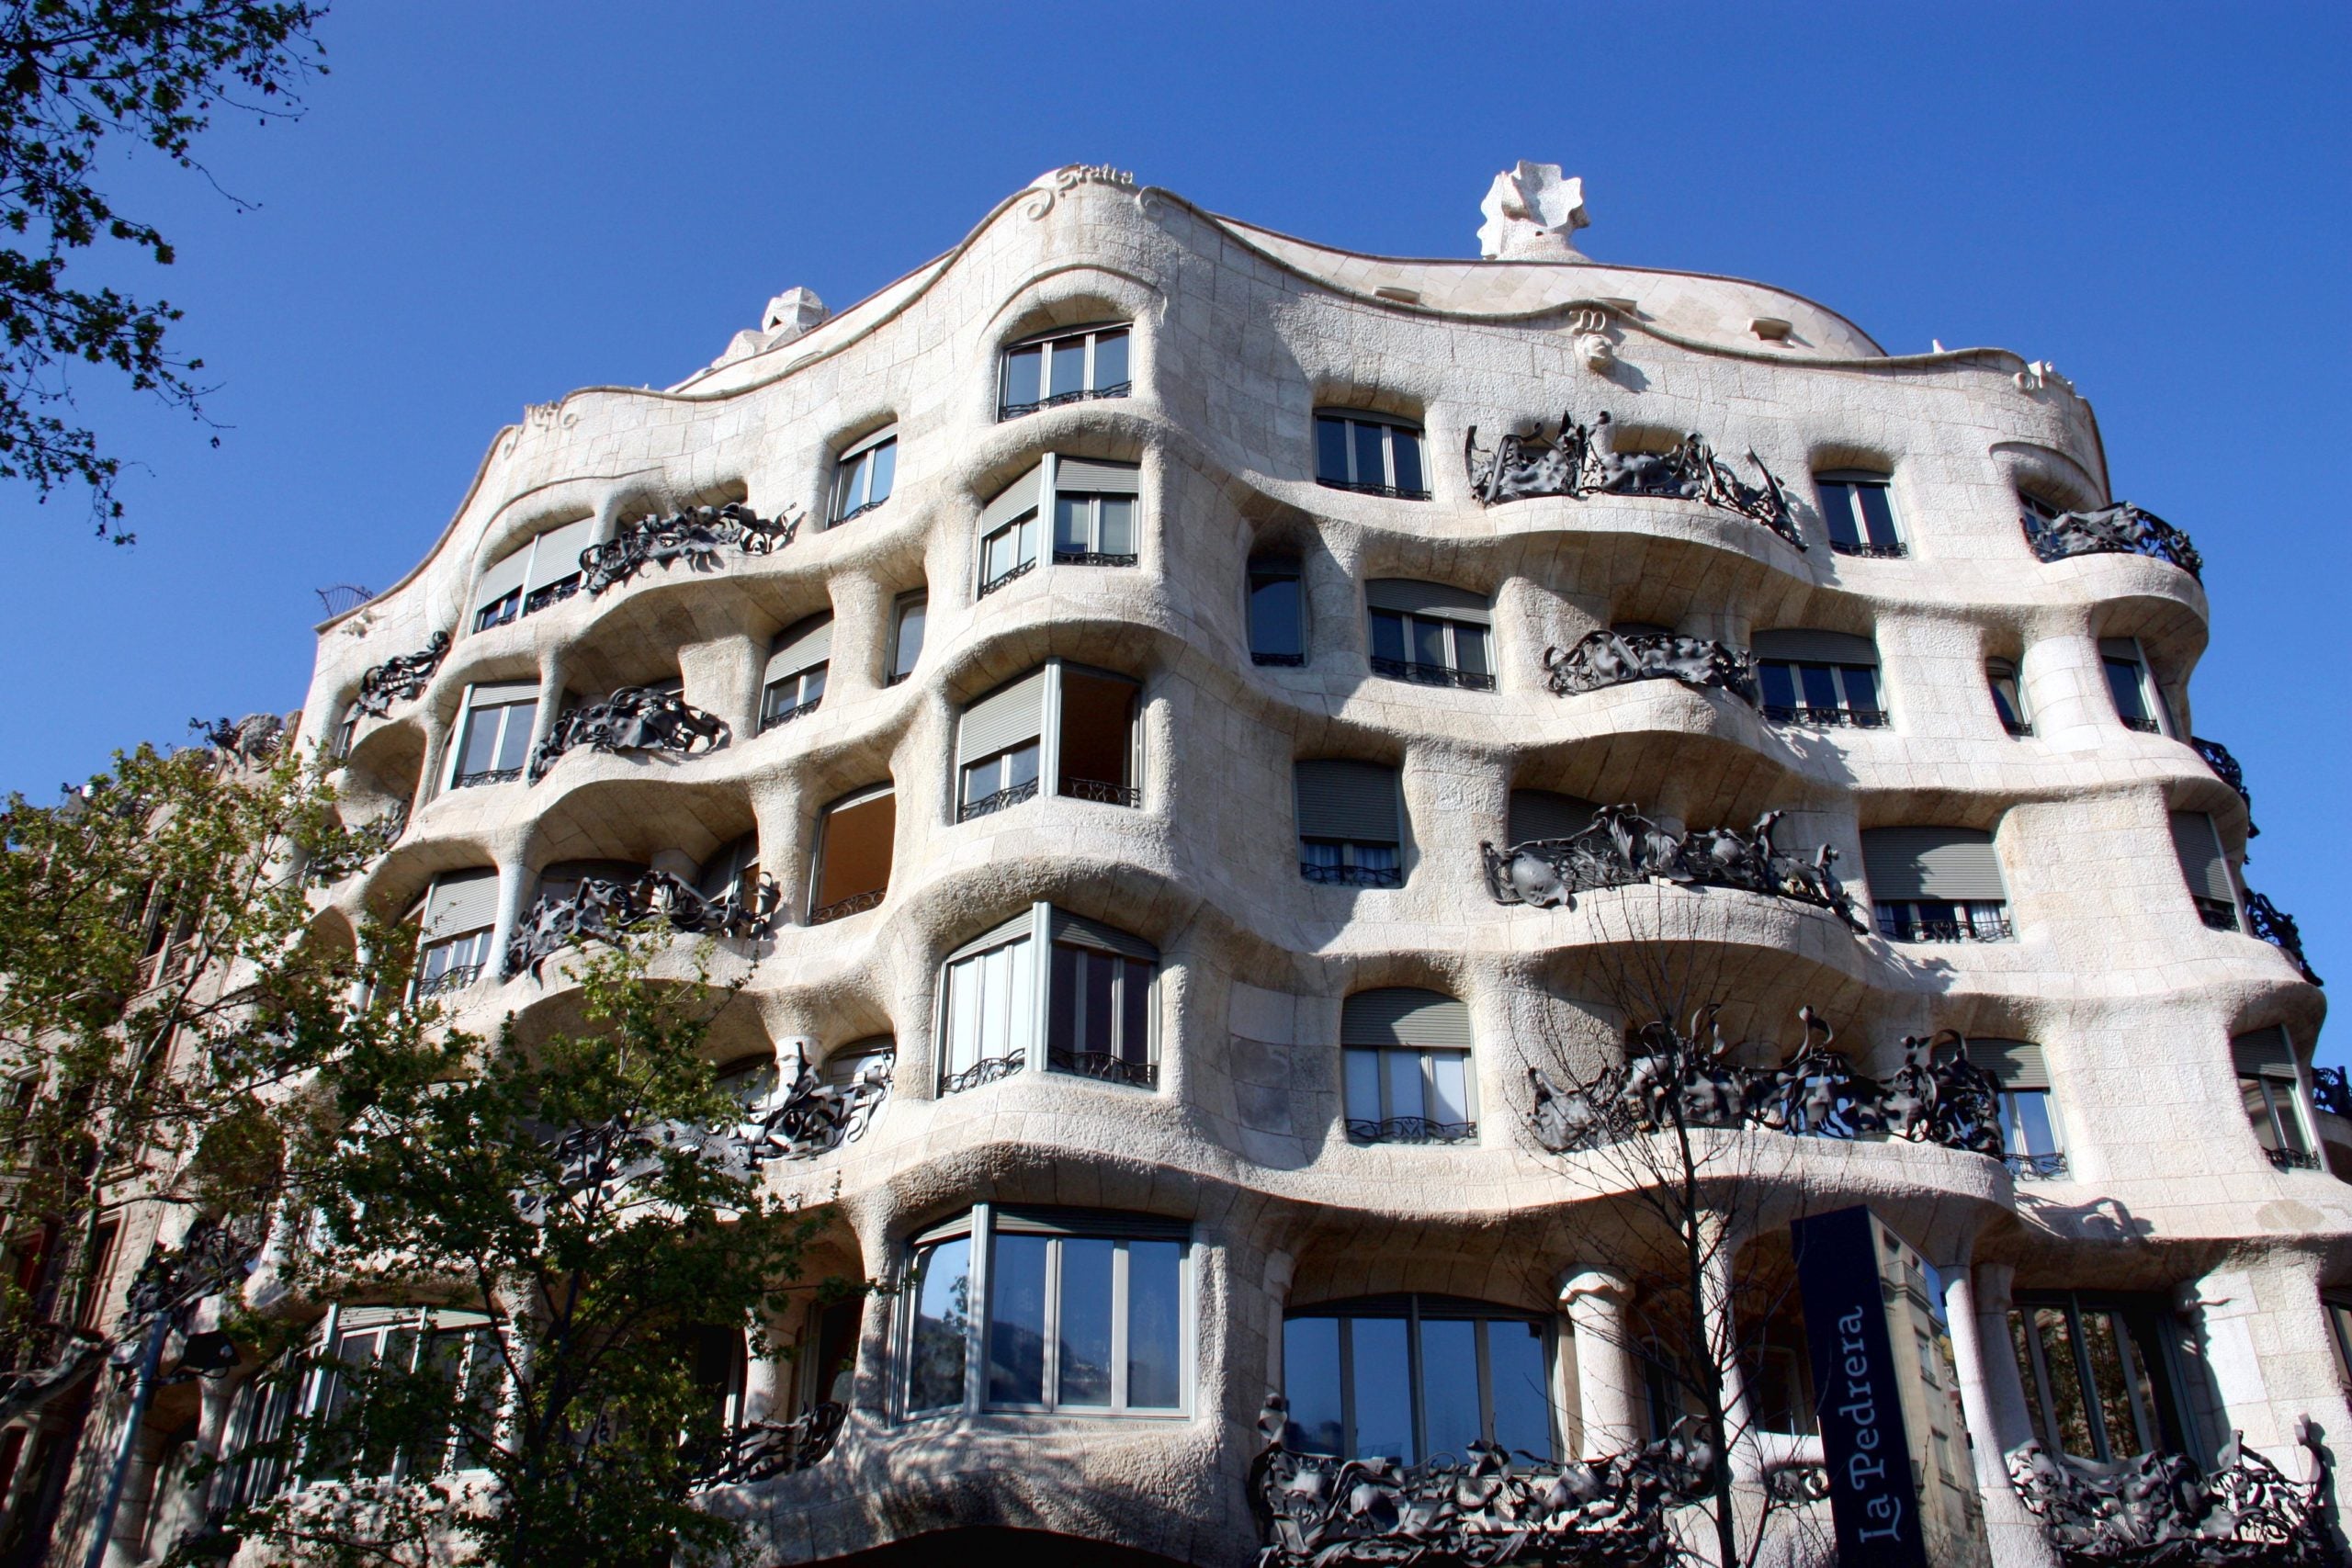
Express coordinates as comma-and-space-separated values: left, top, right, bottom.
956, 671, 1046, 764
981, 465, 1043, 531
2170, 811, 2234, 904
476, 545, 529, 606
2098, 637, 2144, 661
467, 679, 539, 708
1509, 790, 1597, 844
1965, 1038, 2050, 1092
424, 868, 499, 938
525, 517, 598, 593
2232, 1026, 2296, 1080
1342, 987, 1472, 1048
1365, 579, 1491, 627
1053, 456, 1141, 495
1751, 628, 1879, 665
842, 423, 898, 460
765, 615, 833, 682
1051, 909, 1158, 961
1295, 760, 1399, 843
1861, 827, 2006, 902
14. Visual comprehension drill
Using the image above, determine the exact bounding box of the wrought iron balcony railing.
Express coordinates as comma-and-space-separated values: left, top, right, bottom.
2007, 1152, 2070, 1181
1543, 628, 1757, 704
1048, 1049, 1156, 1089
2020, 501, 2203, 580
1877, 910, 2014, 944
1369, 656, 1497, 692
1464, 409, 1803, 549
412, 964, 482, 1000
2312, 1066, 2352, 1121
528, 686, 729, 783
690, 1402, 846, 1491
1345, 1116, 1476, 1145
2007, 1423, 2329, 1568
2001, 716, 2034, 738
957, 778, 1038, 822
998, 380, 1130, 420
581, 501, 799, 595
1316, 477, 1432, 502
1763, 702, 1890, 729
738, 1053, 892, 1162
504, 869, 779, 980
808, 888, 885, 925
1828, 539, 1907, 558
761, 696, 820, 732
2265, 1145, 2322, 1173
453, 767, 522, 790
1051, 549, 1138, 569
1300, 861, 1403, 889
1252, 650, 1306, 667
2245, 888, 2323, 985
1482, 805, 1867, 929
522, 577, 581, 616
1060, 775, 1140, 807
941, 1053, 1023, 1096
2191, 736, 2258, 835
2120, 715, 2163, 734
977, 557, 1037, 598
2194, 897, 2241, 932
353, 631, 450, 718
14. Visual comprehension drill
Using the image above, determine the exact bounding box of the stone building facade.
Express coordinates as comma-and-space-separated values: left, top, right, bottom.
82, 164, 2352, 1564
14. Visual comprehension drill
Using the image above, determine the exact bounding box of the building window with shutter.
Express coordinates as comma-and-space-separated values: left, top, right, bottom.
978, 464, 1042, 595
956, 663, 1141, 821
887, 591, 926, 685
1815, 469, 1906, 558
2100, 637, 2167, 735
2009, 1292, 2197, 1462
1751, 629, 1886, 728
809, 785, 893, 924
1000, 322, 1131, 419
1506, 789, 1597, 847
1295, 759, 1404, 888
1365, 580, 1494, 691
762, 614, 831, 730
1315, 410, 1429, 500
471, 516, 597, 632
1987, 659, 2031, 737
1281, 1296, 1552, 1462
1047, 917, 1158, 1089
939, 913, 1036, 1094
413, 867, 499, 998
1340, 988, 1476, 1144
1050, 457, 1141, 567
1862, 827, 2012, 942
449, 682, 538, 788
2170, 811, 2239, 931
1249, 558, 1306, 665
1967, 1040, 2065, 1179
831, 426, 897, 525
2234, 1027, 2317, 1171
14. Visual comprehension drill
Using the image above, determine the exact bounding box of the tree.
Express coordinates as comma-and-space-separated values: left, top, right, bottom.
0, 0, 327, 539
202, 938, 847, 1568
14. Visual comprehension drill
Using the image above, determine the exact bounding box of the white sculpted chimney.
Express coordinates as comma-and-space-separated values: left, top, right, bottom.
1476, 162, 1590, 262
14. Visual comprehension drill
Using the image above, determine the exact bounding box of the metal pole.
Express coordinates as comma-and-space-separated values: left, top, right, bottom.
80, 1310, 170, 1568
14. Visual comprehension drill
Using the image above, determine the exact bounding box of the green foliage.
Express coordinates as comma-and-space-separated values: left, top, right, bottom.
0, 0, 327, 537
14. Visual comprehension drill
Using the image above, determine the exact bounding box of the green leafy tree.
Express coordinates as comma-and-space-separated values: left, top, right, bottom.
0, 0, 327, 538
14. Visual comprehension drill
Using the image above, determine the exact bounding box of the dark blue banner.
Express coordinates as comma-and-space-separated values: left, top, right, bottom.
1792, 1205, 1930, 1568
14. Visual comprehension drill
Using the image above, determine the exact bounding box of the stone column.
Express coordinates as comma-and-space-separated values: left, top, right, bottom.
2018, 629, 2109, 752
1558, 1269, 1641, 1458
1697, 1233, 1760, 1480
1948, 1263, 2058, 1568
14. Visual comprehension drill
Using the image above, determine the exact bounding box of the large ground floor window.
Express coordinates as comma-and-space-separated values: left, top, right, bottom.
1282, 1294, 1552, 1464
2010, 1291, 2196, 1462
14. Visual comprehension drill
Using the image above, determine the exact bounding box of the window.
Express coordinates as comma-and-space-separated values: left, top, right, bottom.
1507, 790, 1596, 846
1056, 668, 1141, 807
810, 785, 894, 924
2099, 637, 2167, 735
471, 517, 596, 631
713, 1052, 778, 1110
1249, 558, 1306, 665
2326, 1296, 2352, 1385
831, 426, 897, 525
1861, 828, 2012, 942
1967, 1040, 2064, 1179
939, 912, 1036, 1093
287, 1306, 507, 1485
888, 592, 927, 685
2009, 1292, 2194, 1462
955, 664, 1141, 821
1282, 1296, 1551, 1463
1365, 581, 1493, 691
1341, 988, 1476, 1144
332, 701, 361, 761
1047, 916, 1157, 1089
695, 832, 762, 919
1051, 457, 1140, 567
762, 614, 831, 730
1295, 760, 1403, 888
823, 1037, 896, 1093
1987, 659, 2031, 737
1815, 469, 1905, 558
2170, 811, 2239, 931
1315, 410, 1429, 500
450, 682, 537, 788
1750, 629, 1886, 728
978, 465, 1041, 595
1000, 322, 1131, 419
2235, 1027, 2316, 1171
413, 869, 498, 998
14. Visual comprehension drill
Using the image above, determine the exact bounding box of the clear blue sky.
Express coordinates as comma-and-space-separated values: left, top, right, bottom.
2, 2, 2345, 1044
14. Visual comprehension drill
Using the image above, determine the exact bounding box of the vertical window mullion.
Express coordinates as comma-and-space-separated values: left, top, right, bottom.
1111, 1240, 1132, 1412
1042, 1235, 1062, 1412
1406, 1295, 1426, 1466
1475, 1320, 1496, 1445
965, 1205, 992, 1414
1338, 1318, 1356, 1457
2064, 1301, 2112, 1461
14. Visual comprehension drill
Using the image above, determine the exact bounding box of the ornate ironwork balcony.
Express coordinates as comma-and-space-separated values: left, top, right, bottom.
1252, 650, 1306, 667
306, 803, 409, 886
741, 1053, 892, 1162
957, 778, 1038, 822
2007, 1152, 2070, 1180
977, 557, 1037, 598
527, 686, 729, 783
1763, 702, 1890, 729
999, 380, 1130, 420
831, 499, 886, 527
1250, 1395, 1712, 1568
1531, 1015, 2007, 1160
1315, 477, 1431, 502
1051, 549, 1138, 568
941, 1054, 1023, 1096
1829, 538, 1906, 559
2245, 889, 2322, 984
2020, 501, 2203, 580
1876, 909, 2015, 943
1369, 655, 1496, 692
503, 869, 779, 979
2195, 897, 2242, 932
1060, 775, 1140, 807
760, 696, 820, 732
1481, 804, 1867, 929
1300, 862, 1403, 889
1464, 409, 1803, 550
691, 1402, 846, 1491
522, 577, 581, 616
2007, 1421, 2333, 1568
352, 632, 450, 718
581, 502, 800, 597
1345, 1116, 1476, 1145
808, 888, 885, 925
2312, 1066, 2352, 1121
413, 964, 482, 1000
453, 766, 522, 790
1048, 1049, 1156, 1089
1543, 628, 1757, 704
2265, 1145, 2322, 1173
2191, 736, 2258, 836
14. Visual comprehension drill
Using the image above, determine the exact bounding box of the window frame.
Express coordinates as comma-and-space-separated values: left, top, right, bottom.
1279, 1293, 1555, 1463
1314, 409, 1430, 500
1756, 658, 1887, 728
936, 906, 1159, 1097
1342, 1045, 1476, 1144
830, 426, 899, 525
1046, 934, 1158, 1089
448, 685, 539, 790
1873, 900, 2014, 943
808, 784, 894, 925
761, 615, 832, 731
2101, 638, 2169, 736
2009, 1291, 2197, 1464
471, 519, 596, 633
1248, 558, 1306, 666
1815, 469, 1907, 558
954, 660, 1143, 821
1367, 607, 1493, 692
887, 591, 928, 685
253, 1304, 509, 1495
1986, 658, 2032, 737
998, 322, 1134, 420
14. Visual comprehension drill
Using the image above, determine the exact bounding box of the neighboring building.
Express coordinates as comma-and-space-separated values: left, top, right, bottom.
48, 163, 2350, 1566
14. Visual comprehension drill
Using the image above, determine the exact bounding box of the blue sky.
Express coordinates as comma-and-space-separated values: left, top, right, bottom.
1, 2, 2345, 1042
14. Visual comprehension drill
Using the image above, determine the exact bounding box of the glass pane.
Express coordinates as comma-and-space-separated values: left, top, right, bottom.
1084, 950, 1115, 1057
1048, 943, 1080, 1056
2010, 1312, 2055, 1451
492, 703, 537, 773
836, 452, 868, 516
2033, 1306, 2098, 1458
1006, 740, 1040, 790
1487, 1320, 1551, 1458
1390, 429, 1424, 493
1419, 1315, 1481, 1461
1453, 625, 1490, 677
1990, 672, 2024, 728
1125, 1241, 1183, 1409
800, 665, 827, 705
865, 440, 895, 505
893, 600, 926, 677
1091, 330, 1128, 389
1799, 665, 1840, 712
910, 1237, 971, 1411
2010, 1090, 2058, 1156
1054, 496, 1089, 554
456, 707, 500, 777
1098, 497, 1135, 555
1048, 337, 1087, 399
1385, 1051, 1426, 1122
1283, 1317, 1345, 1453
1058, 1238, 1114, 1406
1758, 663, 1798, 710
1820, 483, 1861, 547
959, 757, 998, 808
1856, 484, 1899, 547
2077, 1309, 2144, 1459
2104, 660, 2151, 724
988, 1233, 1049, 1404
1250, 573, 1304, 657
1120, 958, 1150, 1065
1840, 665, 1881, 714
1351, 1315, 1414, 1463
944, 954, 981, 1076
1412, 617, 1446, 670
1316, 417, 1350, 483
1003, 345, 1042, 408
1370, 610, 1408, 664
1354, 422, 1386, 488
1428, 1053, 1469, 1125
1344, 1049, 1381, 1122
2243, 1077, 2282, 1150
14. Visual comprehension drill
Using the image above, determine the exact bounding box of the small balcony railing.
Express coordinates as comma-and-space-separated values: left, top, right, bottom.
1048, 1049, 1156, 1089
1060, 775, 1140, 807
413, 964, 482, 1000
2000, 716, 2033, 738
957, 778, 1038, 822
761, 696, 821, 732
941, 1053, 1023, 1096
2193, 897, 2240, 932
1251, 650, 1306, 667
1346, 1116, 1476, 1145
1369, 656, 1496, 692
523, 577, 581, 616
453, 767, 522, 789
831, 498, 887, 527
2245, 888, 2322, 985
1300, 861, 1402, 889
2007, 1152, 2070, 1180
1828, 539, 1906, 559
1877, 909, 2013, 944
2191, 736, 2257, 834
808, 888, 884, 925
999, 381, 1129, 420
1763, 703, 1889, 729
977, 557, 1037, 598
1050, 549, 1138, 569
2120, 715, 2162, 734
691, 1401, 846, 1490
1316, 477, 1431, 502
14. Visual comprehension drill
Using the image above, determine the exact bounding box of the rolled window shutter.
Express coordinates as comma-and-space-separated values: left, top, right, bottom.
2098, 637, 2143, 661
467, 679, 539, 708
956, 671, 1047, 764
981, 465, 1043, 531
2169, 811, 2234, 904
946, 908, 1033, 964
475, 545, 529, 606
525, 517, 598, 592
1342, 987, 1472, 1048
333, 1305, 414, 1334
993, 1207, 1190, 1241
1815, 468, 1893, 485
1750, 628, 1879, 666
2232, 1026, 2297, 1080
1965, 1038, 2050, 1092
1295, 760, 1399, 843
424, 868, 499, 937
1052, 457, 1141, 495
765, 615, 834, 682
1861, 827, 2006, 902
1050, 909, 1158, 961
1366, 579, 1491, 627
842, 424, 899, 461
1508, 790, 1597, 844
